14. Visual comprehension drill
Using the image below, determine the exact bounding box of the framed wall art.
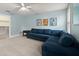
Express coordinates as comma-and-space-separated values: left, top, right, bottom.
50, 17, 57, 26
36, 19, 42, 26
43, 19, 48, 26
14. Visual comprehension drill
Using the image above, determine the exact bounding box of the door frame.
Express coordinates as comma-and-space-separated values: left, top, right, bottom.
9, 16, 11, 38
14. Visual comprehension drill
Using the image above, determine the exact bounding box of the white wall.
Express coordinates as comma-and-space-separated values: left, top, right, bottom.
21, 9, 67, 32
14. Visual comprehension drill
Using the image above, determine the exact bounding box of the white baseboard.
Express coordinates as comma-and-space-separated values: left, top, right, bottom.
9, 34, 20, 38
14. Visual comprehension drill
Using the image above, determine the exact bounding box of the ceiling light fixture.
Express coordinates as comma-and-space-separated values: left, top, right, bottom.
16, 3, 31, 12
19, 7, 30, 12
20, 7, 26, 11
21, 3, 25, 7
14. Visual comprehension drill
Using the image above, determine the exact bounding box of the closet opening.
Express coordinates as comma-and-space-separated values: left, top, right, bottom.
0, 15, 10, 39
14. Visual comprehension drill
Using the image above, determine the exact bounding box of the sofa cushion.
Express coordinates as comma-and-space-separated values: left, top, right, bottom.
46, 36, 59, 44
37, 29, 44, 34
43, 29, 51, 35
59, 33, 75, 47
50, 30, 63, 37
27, 33, 49, 39
31, 29, 44, 34
31, 29, 38, 33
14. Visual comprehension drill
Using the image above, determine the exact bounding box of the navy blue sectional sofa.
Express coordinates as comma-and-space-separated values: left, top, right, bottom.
27, 29, 63, 42
27, 28, 79, 56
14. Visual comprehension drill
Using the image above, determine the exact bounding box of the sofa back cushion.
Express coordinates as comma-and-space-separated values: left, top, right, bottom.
31, 29, 37, 33
31, 29, 64, 37
37, 29, 44, 34
59, 33, 76, 47
31, 28, 44, 34
49, 30, 63, 37
43, 29, 51, 35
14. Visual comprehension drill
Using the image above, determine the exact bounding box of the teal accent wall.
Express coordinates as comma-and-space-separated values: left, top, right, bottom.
11, 15, 26, 36
71, 4, 79, 41
73, 6, 79, 24
21, 9, 67, 31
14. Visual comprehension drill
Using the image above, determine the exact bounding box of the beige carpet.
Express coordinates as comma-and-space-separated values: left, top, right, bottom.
0, 36, 43, 56
0, 35, 8, 39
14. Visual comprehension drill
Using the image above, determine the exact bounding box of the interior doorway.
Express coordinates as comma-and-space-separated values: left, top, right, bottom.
0, 15, 10, 39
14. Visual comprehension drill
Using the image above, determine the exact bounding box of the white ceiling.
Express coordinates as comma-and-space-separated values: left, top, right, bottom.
0, 3, 68, 15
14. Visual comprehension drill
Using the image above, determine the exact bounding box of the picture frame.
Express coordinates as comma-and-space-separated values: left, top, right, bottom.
49, 17, 57, 26
43, 19, 48, 26
36, 19, 42, 26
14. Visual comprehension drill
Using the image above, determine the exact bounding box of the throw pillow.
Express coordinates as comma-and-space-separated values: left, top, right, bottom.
59, 34, 75, 47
